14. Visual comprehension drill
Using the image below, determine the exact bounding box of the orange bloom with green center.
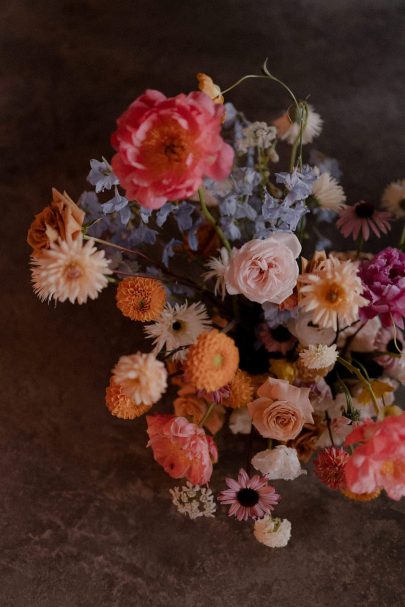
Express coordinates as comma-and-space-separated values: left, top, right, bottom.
111, 89, 233, 209
184, 329, 239, 392
116, 276, 166, 322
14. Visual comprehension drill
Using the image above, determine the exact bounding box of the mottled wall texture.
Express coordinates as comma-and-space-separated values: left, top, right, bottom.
1, 1, 404, 606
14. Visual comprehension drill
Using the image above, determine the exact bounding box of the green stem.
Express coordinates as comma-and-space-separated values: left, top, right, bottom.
198, 187, 232, 252
399, 223, 405, 251
337, 356, 379, 415
356, 233, 364, 258
199, 402, 216, 428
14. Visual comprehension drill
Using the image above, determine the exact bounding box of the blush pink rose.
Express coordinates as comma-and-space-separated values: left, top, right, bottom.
224, 233, 301, 304
111, 89, 234, 209
146, 414, 218, 485
248, 378, 313, 440
344, 414, 405, 500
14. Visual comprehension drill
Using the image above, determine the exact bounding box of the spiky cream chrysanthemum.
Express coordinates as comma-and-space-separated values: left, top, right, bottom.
299, 344, 338, 370
112, 352, 167, 405
311, 172, 346, 211
105, 379, 151, 419
203, 247, 230, 300
116, 276, 166, 322
184, 329, 239, 392
381, 179, 405, 218
224, 369, 255, 409
31, 236, 112, 304
144, 302, 211, 360
299, 257, 367, 330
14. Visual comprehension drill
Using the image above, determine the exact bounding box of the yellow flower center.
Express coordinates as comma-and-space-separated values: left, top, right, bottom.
324, 282, 344, 304
141, 119, 196, 176
212, 353, 223, 368
380, 460, 395, 476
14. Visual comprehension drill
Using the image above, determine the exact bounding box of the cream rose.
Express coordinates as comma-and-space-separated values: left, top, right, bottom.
247, 378, 313, 441
224, 233, 301, 304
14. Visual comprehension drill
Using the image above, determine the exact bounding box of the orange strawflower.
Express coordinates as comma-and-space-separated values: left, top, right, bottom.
116, 276, 166, 322
105, 379, 151, 420
224, 369, 255, 409
341, 488, 381, 502
184, 329, 239, 391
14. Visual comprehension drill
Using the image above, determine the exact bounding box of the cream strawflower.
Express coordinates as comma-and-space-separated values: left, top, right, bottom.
112, 352, 167, 405
276, 104, 323, 145
381, 179, 405, 218
311, 172, 346, 212
299, 344, 338, 370
144, 302, 211, 360
299, 257, 367, 330
254, 515, 292, 548
203, 247, 230, 299
31, 235, 112, 304
252, 446, 306, 480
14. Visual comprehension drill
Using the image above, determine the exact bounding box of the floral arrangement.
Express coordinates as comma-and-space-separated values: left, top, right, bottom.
28, 62, 405, 548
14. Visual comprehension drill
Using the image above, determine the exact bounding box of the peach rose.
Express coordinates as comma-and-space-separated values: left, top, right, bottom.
248, 378, 313, 440
224, 233, 301, 304
173, 385, 225, 435
27, 188, 85, 254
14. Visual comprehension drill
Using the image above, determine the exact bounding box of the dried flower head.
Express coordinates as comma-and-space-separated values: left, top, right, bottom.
116, 276, 166, 322
184, 329, 239, 392
314, 447, 350, 490
224, 369, 255, 409
105, 379, 151, 419
299, 344, 338, 371
112, 352, 167, 405
170, 482, 216, 519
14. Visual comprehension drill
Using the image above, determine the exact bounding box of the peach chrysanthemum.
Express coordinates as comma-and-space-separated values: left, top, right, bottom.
112, 352, 168, 405
299, 256, 368, 330
31, 235, 112, 304
184, 330, 239, 392
116, 276, 166, 322
105, 379, 151, 420
341, 488, 381, 502
224, 369, 255, 409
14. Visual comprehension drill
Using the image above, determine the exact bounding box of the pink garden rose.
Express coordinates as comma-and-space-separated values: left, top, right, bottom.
248, 378, 313, 440
146, 414, 218, 485
111, 89, 234, 209
224, 233, 301, 304
344, 414, 405, 500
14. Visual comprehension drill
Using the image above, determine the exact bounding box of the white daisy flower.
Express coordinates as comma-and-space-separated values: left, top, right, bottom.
203, 247, 230, 299
31, 236, 112, 304
311, 172, 346, 212
254, 516, 292, 548
299, 344, 338, 370
381, 179, 405, 218
144, 301, 211, 359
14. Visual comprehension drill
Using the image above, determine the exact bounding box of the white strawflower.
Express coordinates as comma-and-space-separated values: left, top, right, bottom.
112, 352, 167, 405
203, 247, 230, 300
31, 236, 112, 304
287, 313, 335, 347
311, 172, 346, 211
229, 407, 252, 435
251, 446, 306, 481
299, 344, 338, 370
170, 482, 216, 519
144, 302, 211, 360
238, 121, 277, 153
254, 516, 292, 548
281, 104, 323, 145
381, 179, 405, 218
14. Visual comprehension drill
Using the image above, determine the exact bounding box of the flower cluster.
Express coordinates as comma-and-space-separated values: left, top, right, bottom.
27, 64, 405, 548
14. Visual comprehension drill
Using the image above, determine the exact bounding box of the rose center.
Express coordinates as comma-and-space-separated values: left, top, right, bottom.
64, 262, 82, 280
237, 488, 259, 507
354, 201, 375, 218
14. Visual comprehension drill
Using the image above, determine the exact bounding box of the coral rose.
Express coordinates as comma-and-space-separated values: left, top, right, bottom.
146, 414, 218, 485
248, 378, 313, 440
27, 188, 85, 254
344, 414, 405, 500
111, 89, 233, 209
224, 233, 301, 304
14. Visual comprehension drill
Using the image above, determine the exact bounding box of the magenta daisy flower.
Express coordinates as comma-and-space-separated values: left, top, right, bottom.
218, 468, 279, 521
336, 201, 391, 241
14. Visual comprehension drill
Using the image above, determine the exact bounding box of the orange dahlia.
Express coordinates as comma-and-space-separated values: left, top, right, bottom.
224, 369, 254, 409
116, 276, 166, 322
184, 329, 239, 392
105, 379, 151, 420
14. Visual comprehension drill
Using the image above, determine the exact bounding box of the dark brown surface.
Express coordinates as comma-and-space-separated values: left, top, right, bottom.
1, 1, 405, 606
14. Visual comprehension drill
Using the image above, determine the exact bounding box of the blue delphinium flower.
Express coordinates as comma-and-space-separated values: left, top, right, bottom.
127, 222, 158, 247
174, 201, 194, 231
87, 157, 119, 193
162, 238, 182, 267
155, 203, 174, 228
275, 166, 316, 206
309, 150, 342, 180
102, 187, 131, 225
262, 302, 298, 328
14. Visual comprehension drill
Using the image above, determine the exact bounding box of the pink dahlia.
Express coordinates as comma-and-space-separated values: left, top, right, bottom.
336, 201, 391, 241
359, 247, 405, 329
146, 414, 218, 485
111, 89, 234, 209
314, 447, 350, 490
344, 414, 405, 500
218, 468, 279, 521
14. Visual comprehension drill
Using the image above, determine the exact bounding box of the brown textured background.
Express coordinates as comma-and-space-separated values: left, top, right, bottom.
1, 1, 405, 606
